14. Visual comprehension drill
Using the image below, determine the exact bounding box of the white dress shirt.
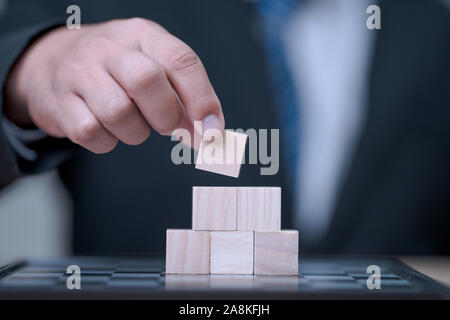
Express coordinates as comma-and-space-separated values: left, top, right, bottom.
282, 0, 377, 241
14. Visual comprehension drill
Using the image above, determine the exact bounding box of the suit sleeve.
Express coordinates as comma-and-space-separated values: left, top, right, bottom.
0, 4, 75, 189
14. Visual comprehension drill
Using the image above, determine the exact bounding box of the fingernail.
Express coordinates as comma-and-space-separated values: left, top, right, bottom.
202, 114, 223, 142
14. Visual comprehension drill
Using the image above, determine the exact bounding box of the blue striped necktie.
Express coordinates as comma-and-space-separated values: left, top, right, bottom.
256, 0, 301, 187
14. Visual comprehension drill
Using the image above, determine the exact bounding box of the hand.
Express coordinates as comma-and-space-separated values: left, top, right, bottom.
3, 18, 225, 153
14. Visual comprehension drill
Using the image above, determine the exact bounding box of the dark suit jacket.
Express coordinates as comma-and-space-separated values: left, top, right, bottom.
1, 0, 449, 255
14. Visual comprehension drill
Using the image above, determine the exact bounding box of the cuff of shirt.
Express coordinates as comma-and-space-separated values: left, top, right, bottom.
2, 118, 48, 162
0, 18, 72, 187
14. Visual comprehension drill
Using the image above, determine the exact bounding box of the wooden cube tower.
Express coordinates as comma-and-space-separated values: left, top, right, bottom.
166, 187, 299, 275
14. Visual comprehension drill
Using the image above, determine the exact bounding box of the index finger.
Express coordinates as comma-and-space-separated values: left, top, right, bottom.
139, 28, 225, 137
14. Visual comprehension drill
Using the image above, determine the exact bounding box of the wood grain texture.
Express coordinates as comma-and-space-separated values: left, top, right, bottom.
166, 230, 210, 274
210, 231, 254, 274
254, 231, 298, 275
195, 130, 248, 178
237, 187, 281, 231
192, 187, 237, 231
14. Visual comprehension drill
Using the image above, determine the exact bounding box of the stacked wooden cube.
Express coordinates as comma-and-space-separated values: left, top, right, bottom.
166, 187, 298, 276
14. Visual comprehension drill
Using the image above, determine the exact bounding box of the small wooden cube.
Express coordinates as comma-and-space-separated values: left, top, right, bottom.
237, 187, 281, 231
210, 231, 254, 275
254, 231, 298, 275
192, 187, 237, 231
166, 230, 210, 275
195, 130, 248, 178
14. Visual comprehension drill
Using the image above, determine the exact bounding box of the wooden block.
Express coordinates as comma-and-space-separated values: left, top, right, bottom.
254, 231, 298, 275
210, 231, 254, 275
195, 130, 248, 178
192, 187, 237, 231
237, 187, 281, 231
166, 230, 210, 275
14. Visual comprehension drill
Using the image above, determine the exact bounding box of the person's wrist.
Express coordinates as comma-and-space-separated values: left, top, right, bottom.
3, 38, 38, 128
2, 26, 72, 128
